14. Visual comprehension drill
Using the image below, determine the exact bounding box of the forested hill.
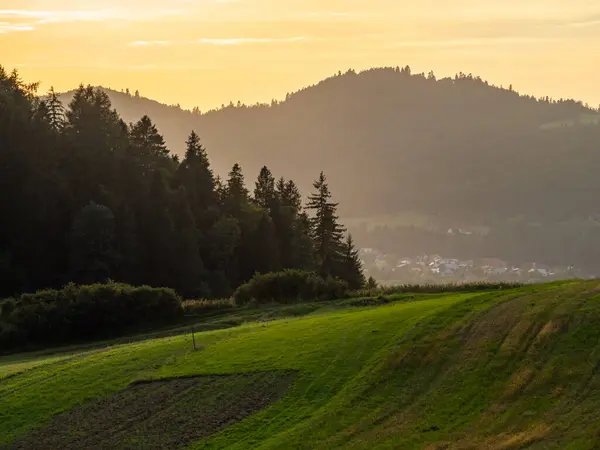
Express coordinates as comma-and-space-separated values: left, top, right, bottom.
1, 67, 366, 299
59, 67, 600, 222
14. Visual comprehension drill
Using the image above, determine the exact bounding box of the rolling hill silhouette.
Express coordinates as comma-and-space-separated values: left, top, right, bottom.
59, 67, 600, 222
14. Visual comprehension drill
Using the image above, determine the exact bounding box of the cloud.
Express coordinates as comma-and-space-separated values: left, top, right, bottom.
0, 21, 35, 33
197, 36, 309, 45
0, 8, 185, 24
128, 36, 310, 48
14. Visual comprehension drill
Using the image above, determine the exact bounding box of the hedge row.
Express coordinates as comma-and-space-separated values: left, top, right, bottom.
233, 270, 348, 305
0, 282, 182, 351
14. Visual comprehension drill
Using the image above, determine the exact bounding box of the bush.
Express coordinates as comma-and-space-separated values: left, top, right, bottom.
182, 298, 235, 316
233, 270, 349, 306
0, 282, 183, 352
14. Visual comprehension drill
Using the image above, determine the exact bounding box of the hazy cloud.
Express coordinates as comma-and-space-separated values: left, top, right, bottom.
0, 21, 35, 33
0, 8, 185, 24
128, 36, 309, 47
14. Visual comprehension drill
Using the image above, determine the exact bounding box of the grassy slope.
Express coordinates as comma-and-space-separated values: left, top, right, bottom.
2, 282, 600, 449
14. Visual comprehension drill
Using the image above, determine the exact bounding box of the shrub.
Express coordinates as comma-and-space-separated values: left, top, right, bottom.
182, 298, 235, 316
233, 270, 349, 306
0, 282, 183, 352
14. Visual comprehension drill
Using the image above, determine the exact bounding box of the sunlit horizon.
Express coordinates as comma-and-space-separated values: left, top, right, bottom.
2, 0, 599, 110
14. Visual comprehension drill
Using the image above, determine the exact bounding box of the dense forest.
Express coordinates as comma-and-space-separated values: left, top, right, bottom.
0, 66, 365, 299
58, 67, 600, 223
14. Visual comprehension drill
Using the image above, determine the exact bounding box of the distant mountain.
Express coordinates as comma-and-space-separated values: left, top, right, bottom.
58, 67, 600, 223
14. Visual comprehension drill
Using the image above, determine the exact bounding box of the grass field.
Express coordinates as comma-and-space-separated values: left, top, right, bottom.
3, 281, 600, 449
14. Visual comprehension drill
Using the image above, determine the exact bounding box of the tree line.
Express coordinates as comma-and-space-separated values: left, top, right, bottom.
0, 67, 365, 299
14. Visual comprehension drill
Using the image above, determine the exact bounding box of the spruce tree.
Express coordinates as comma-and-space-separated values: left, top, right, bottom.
176, 130, 217, 229
306, 172, 345, 278
253, 166, 276, 209
338, 234, 366, 289
46, 87, 65, 132
129, 115, 170, 176
282, 180, 302, 211
224, 163, 249, 216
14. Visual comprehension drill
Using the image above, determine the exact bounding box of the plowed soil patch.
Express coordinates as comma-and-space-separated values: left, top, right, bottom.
11, 371, 294, 450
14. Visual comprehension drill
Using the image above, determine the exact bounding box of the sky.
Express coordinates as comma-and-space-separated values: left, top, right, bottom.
1, 0, 599, 110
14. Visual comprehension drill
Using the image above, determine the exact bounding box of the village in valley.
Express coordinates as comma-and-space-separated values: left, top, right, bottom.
359, 248, 582, 284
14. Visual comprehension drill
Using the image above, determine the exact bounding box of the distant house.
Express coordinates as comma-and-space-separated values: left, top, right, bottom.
481, 258, 508, 275
439, 263, 457, 277
529, 263, 553, 277
440, 261, 459, 272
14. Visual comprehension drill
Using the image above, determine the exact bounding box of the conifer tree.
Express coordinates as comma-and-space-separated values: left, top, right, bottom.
281, 180, 302, 211
306, 172, 345, 278
129, 115, 170, 176
176, 131, 217, 229
224, 163, 249, 216
46, 87, 65, 132
253, 166, 276, 209
338, 234, 365, 289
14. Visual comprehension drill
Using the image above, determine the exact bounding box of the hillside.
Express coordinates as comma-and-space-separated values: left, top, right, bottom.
4, 281, 600, 449
58, 68, 600, 222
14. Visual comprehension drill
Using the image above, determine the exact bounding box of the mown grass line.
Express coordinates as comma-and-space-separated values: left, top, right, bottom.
0, 294, 475, 448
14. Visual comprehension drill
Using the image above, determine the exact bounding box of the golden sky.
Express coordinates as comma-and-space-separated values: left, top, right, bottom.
1, 0, 599, 110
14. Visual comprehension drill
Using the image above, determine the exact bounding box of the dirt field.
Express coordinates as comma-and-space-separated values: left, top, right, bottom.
10, 371, 294, 450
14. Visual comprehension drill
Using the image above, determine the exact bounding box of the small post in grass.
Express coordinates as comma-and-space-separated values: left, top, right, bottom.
191, 326, 197, 351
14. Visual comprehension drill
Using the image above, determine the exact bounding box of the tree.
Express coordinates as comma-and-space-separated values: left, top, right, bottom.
281, 179, 302, 212
367, 276, 378, 290
139, 171, 178, 289
64, 85, 128, 206
306, 172, 345, 278
250, 211, 280, 275
176, 131, 217, 229
253, 166, 276, 209
223, 163, 249, 216
68, 202, 118, 284
46, 87, 65, 131
338, 234, 366, 289
129, 115, 170, 176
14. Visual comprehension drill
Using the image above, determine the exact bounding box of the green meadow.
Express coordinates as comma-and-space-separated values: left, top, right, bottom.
3, 281, 600, 449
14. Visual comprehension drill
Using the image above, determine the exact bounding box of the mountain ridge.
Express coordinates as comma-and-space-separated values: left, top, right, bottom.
57, 67, 600, 221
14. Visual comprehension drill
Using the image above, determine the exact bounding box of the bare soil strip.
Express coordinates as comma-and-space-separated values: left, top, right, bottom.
11, 371, 294, 450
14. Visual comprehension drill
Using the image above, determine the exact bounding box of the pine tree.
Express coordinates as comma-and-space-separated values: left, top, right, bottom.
46, 87, 65, 131
253, 166, 276, 209
176, 130, 217, 229
129, 115, 169, 176
224, 163, 249, 216
281, 180, 302, 211
338, 234, 365, 289
306, 172, 345, 278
